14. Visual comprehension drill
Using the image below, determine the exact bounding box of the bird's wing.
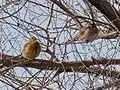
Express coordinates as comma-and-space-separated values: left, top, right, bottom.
22, 42, 31, 53
79, 27, 88, 35
74, 27, 87, 40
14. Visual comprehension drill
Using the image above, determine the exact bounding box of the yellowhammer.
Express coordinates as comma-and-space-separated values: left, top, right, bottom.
22, 36, 41, 60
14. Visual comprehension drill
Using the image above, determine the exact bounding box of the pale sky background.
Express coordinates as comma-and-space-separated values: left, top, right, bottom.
1, 0, 120, 90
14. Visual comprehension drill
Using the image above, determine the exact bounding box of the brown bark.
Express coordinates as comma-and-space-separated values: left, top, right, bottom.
98, 31, 119, 39
88, 0, 120, 30
1, 53, 120, 79
1, 0, 120, 79
2, 54, 120, 70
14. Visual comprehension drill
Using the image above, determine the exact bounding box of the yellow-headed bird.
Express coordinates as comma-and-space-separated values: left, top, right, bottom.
22, 36, 41, 60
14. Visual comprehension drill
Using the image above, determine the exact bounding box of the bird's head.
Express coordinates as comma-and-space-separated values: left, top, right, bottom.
91, 23, 96, 28
29, 36, 37, 41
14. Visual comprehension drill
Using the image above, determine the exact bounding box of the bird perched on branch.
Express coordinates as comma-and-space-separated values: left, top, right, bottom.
74, 23, 99, 43
22, 36, 41, 60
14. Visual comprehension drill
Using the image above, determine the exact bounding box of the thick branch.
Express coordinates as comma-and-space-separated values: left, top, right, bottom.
64, 31, 119, 44
1, 53, 120, 70
1, 57, 120, 69
97, 31, 119, 39
1, 53, 120, 79
88, 0, 120, 30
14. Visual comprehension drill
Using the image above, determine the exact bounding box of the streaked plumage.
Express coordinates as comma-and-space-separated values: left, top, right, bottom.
74, 23, 99, 43
22, 36, 41, 60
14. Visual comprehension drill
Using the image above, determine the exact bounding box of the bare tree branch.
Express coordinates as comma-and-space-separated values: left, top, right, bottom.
92, 79, 120, 90
98, 31, 119, 39
50, 0, 82, 27
1, 0, 120, 89
88, 0, 120, 30
1, 53, 120, 79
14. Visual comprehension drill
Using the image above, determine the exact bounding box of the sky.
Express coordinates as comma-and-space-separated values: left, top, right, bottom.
1, 0, 120, 90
